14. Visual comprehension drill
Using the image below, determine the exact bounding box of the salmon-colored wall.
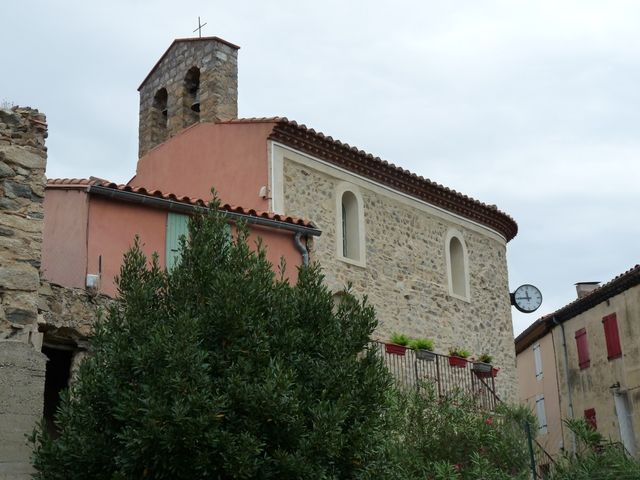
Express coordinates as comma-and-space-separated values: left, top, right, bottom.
132, 122, 275, 211
42, 189, 89, 289
46, 190, 303, 297
87, 197, 302, 297
244, 224, 301, 284
86, 197, 167, 298
517, 334, 564, 457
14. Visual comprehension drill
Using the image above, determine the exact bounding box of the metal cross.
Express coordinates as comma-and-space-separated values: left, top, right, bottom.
193, 16, 207, 38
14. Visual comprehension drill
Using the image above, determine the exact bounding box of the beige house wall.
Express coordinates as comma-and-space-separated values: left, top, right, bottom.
554, 283, 640, 455
517, 333, 564, 457
273, 144, 517, 401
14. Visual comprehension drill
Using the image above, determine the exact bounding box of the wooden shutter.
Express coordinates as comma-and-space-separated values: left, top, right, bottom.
535, 394, 548, 434
603, 313, 622, 360
575, 328, 590, 369
166, 213, 189, 270
584, 408, 597, 430
533, 343, 543, 380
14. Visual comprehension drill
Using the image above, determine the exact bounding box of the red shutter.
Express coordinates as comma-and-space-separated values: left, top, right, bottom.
584, 408, 597, 430
603, 313, 622, 360
575, 328, 590, 369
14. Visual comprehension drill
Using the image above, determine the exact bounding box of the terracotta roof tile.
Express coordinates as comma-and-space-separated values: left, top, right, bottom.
221, 117, 518, 241
46, 178, 316, 229
515, 264, 640, 353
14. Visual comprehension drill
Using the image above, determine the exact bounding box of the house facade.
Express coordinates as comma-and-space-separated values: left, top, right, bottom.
516, 265, 640, 457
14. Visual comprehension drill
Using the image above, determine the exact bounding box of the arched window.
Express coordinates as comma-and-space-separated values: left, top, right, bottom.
183, 66, 200, 126
445, 229, 469, 300
336, 184, 365, 266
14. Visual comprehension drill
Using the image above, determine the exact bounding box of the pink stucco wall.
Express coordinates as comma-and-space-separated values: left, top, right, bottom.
86, 197, 167, 298
44, 189, 303, 298
132, 122, 275, 211
42, 189, 89, 289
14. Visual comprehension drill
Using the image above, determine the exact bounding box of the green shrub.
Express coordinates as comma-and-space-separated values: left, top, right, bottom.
31, 197, 399, 480
477, 353, 493, 364
390, 333, 410, 346
408, 338, 434, 351
448, 347, 471, 358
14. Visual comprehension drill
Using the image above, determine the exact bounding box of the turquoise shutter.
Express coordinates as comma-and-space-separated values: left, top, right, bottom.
166, 213, 189, 270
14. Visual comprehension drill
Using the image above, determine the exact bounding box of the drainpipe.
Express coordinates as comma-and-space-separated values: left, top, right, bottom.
553, 315, 576, 454
294, 232, 309, 267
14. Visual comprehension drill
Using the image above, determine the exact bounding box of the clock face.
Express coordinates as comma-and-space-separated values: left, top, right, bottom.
513, 284, 543, 313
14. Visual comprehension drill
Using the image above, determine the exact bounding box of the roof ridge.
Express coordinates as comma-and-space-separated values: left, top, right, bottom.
46, 178, 316, 229
261, 117, 517, 240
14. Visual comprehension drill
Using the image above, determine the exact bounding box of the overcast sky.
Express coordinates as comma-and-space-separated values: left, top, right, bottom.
3, 1, 639, 336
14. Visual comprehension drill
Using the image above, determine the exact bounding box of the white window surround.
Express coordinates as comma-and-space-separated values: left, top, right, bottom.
444, 229, 470, 302
335, 182, 366, 267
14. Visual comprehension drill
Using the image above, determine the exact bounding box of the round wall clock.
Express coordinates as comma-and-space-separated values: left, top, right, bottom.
511, 284, 543, 313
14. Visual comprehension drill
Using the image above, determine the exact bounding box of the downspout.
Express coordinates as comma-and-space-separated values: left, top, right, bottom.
294, 232, 309, 267
553, 315, 576, 454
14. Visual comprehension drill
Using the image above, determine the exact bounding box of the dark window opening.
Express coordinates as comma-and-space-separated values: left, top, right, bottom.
184, 66, 201, 125
42, 346, 73, 438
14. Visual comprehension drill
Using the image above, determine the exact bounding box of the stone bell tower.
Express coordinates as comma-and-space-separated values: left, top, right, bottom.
137, 36, 239, 157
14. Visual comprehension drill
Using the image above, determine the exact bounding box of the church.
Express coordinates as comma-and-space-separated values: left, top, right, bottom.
0, 35, 520, 477
128, 36, 518, 398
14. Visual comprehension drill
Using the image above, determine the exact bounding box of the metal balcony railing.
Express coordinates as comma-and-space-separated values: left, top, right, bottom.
370, 341, 500, 411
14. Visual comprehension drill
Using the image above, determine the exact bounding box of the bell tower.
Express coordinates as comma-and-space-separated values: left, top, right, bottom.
137, 36, 239, 157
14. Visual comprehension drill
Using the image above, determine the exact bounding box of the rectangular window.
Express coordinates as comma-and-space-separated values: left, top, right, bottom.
603, 313, 622, 360
575, 328, 590, 369
533, 343, 543, 380
536, 394, 548, 434
166, 212, 189, 270
584, 408, 597, 430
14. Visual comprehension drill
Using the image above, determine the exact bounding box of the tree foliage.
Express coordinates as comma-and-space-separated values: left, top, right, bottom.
31, 200, 396, 479
388, 385, 535, 480
550, 419, 640, 480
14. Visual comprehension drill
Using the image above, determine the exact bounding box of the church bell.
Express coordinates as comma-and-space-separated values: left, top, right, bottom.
191, 90, 200, 113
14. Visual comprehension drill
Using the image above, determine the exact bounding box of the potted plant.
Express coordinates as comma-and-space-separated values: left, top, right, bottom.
473, 353, 499, 378
385, 333, 410, 356
409, 338, 435, 361
448, 347, 470, 367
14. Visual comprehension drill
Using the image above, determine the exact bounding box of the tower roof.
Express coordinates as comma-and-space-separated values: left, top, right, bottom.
138, 36, 240, 91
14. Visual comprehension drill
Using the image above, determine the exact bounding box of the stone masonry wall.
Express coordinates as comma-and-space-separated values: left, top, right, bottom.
138, 38, 239, 157
282, 159, 518, 401
0, 107, 47, 341
0, 107, 48, 479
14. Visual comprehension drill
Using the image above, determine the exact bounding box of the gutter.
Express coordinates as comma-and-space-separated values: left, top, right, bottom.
86, 184, 322, 237
552, 315, 576, 454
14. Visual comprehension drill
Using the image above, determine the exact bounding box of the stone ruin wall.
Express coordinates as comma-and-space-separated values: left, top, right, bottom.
0, 106, 49, 479
0, 107, 110, 479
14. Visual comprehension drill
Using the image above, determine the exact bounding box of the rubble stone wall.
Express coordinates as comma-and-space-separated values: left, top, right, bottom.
281, 153, 518, 402
0, 107, 48, 479
138, 38, 239, 157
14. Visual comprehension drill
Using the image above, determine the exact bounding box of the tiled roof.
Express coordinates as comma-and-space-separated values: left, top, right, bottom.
46, 178, 316, 229
222, 117, 518, 241
515, 264, 640, 353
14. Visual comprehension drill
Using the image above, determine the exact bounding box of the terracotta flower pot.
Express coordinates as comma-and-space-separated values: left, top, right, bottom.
474, 366, 499, 378
448, 355, 468, 368
385, 343, 407, 356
